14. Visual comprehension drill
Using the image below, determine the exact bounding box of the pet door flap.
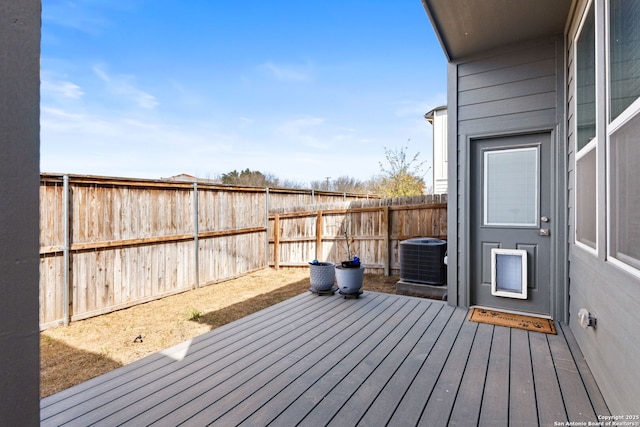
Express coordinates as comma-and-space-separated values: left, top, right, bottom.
491, 248, 527, 299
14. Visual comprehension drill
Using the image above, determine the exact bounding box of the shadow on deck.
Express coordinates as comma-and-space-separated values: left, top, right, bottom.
41, 291, 609, 426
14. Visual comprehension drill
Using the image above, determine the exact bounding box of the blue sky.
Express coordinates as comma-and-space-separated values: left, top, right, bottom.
40, 1, 447, 186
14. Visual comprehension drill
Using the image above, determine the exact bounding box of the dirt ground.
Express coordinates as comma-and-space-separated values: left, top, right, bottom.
41, 268, 401, 398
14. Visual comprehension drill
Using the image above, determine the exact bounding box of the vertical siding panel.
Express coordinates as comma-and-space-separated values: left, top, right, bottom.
454, 38, 562, 308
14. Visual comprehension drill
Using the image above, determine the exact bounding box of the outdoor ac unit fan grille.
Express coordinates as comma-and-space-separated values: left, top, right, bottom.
399, 238, 447, 285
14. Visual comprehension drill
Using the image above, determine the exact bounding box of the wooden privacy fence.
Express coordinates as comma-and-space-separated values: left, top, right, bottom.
269, 194, 448, 275
39, 174, 374, 329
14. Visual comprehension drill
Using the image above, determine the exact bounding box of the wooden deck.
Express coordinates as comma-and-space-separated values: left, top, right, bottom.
41, 291, 609, 426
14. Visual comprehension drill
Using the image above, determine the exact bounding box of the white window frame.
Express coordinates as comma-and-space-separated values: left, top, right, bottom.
606, 0, 640, 276
574, 0, 599, 256
574, 141, 598, 253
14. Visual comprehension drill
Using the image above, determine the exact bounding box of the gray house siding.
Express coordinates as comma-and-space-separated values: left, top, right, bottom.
447, 36, 568, 321
431, 0, 640, 416
565, 0, 640, 414
0, 0, 41, 424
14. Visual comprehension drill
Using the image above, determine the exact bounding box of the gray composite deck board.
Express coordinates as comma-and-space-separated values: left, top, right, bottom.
356, 302, 456, 426
418, 316, 479, 426
124, 294, 393, 426
529, 330, 567, 425
509, 328, 538, 426
186, 294, 404, 426
326, 302, 448, 426
385, 308, 468, 426
479, 325, 511, 427
448, 322, 493, 426
549, 321, 600, 421
559, 323, 610, 417
42, 292, 340, 425
236, 297, 425, 426
41, 291, 609, 427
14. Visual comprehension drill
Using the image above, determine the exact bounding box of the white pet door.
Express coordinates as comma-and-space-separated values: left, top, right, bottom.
491, 248, 528, 299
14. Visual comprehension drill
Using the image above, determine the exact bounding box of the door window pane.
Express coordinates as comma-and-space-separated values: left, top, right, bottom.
484, 147, 538, 226
577, 4, 596, 151
610, 115, 640, 269
610, 0, 640, 121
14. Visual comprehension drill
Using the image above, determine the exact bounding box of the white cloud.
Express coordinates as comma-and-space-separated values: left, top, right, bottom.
280, 116, 325, 130
169, 80, 207, 107
42, 1, 112, 36
42, 1, 139, 36
395, 94, 447, 117
40, 102, 391, 184
393, 100, 434, 118
40, 101, 239, 179
260, 61, 313, 81
92, 65, 159, 110
135, 92, 160, 110
275, 116, 329, 149
41, 106, 85, 125
238, 117, 255, 128
93, 66, 111, 83
41, 78, 84, 99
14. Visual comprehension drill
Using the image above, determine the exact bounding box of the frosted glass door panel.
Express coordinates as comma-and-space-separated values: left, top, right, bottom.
484, 147, 539, 226
491, 249, 528, 299
495, 254, 523, 292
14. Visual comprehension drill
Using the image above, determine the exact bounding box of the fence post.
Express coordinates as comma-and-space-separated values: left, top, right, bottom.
265, 187, 270, 268
382, 206, 390, 276
273, 214, 279, 269
63, 175, 71, 326
193, 183, 199, 289
315, 211, 323, 261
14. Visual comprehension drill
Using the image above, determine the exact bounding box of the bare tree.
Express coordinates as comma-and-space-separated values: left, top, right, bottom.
332, 176, 367, 193
378, 144, 426, 197
310, 176, 369, 194
220, 169, 279, 187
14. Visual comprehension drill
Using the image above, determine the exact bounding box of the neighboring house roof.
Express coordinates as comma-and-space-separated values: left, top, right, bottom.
164, 173, 220, 184
424, 105, 447, 123
421, 0, 573, 60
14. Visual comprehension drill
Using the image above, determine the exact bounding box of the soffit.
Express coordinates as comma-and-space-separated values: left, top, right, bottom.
422, 0, 573, 61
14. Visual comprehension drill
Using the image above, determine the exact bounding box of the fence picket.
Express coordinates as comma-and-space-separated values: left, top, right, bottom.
39, 174, 445, 328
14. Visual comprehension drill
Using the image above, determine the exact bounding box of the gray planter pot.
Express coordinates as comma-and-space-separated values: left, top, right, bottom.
335, 265, 364, 294
309, 262, 336, 291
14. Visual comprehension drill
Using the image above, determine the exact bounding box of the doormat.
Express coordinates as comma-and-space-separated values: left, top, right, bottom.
468, 308, 556, 334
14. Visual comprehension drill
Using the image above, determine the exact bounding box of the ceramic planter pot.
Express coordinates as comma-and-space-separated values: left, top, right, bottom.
309, 262, 336, 291
335, 265, 364, 294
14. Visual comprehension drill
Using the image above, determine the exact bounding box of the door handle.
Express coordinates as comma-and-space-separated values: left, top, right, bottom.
541, 216, 550, 223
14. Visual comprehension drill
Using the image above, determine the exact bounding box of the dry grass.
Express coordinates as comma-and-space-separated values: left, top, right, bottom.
41, 268, 401, 398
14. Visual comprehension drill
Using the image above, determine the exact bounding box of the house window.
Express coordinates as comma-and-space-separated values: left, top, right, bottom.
609, 0, 640, 122
609, 117, 640, 269
608, 0, 640, 271
575, 2, 597, 251
576, 148, 597, 248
